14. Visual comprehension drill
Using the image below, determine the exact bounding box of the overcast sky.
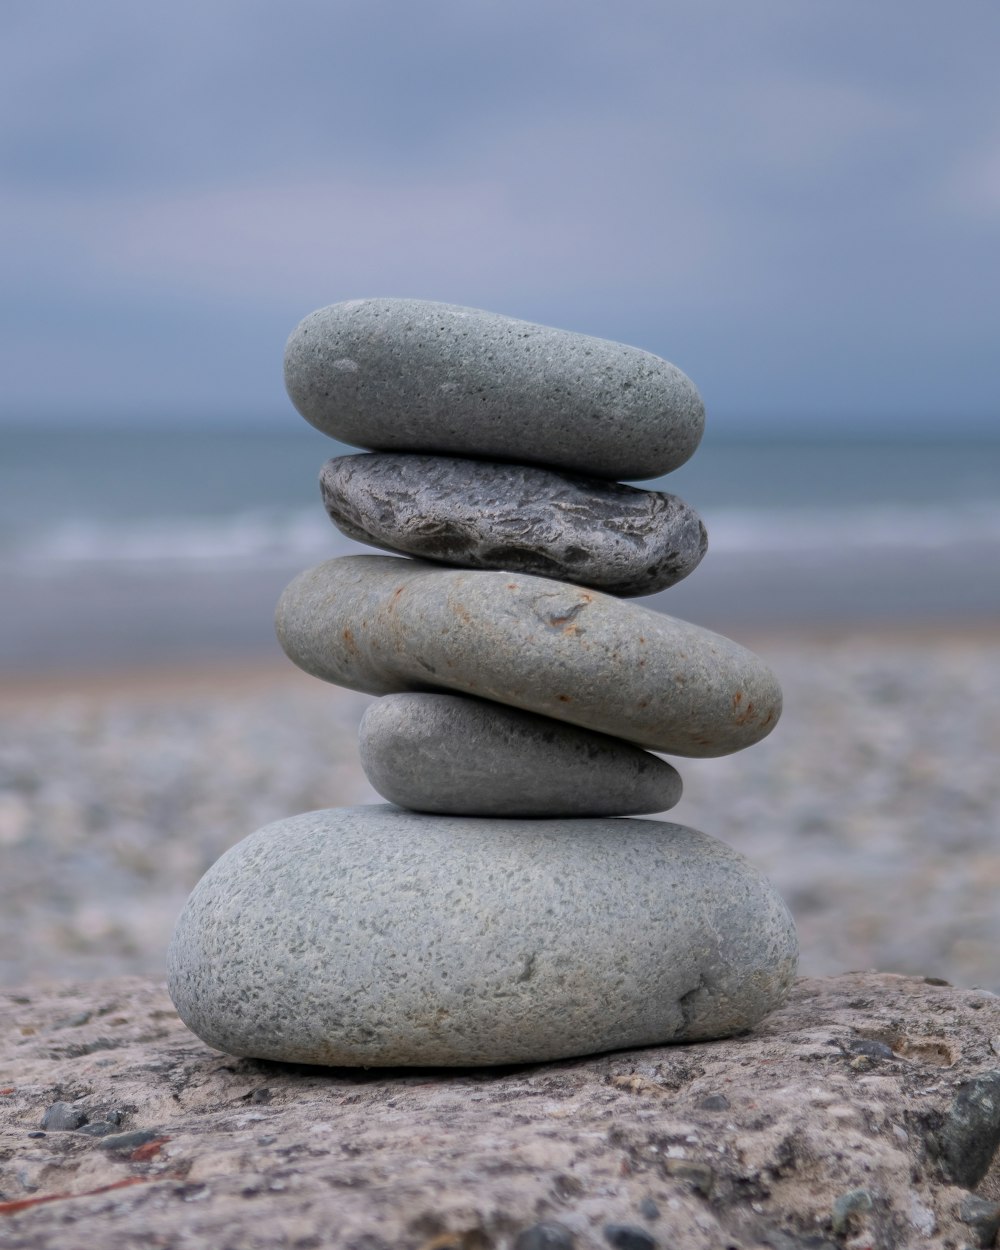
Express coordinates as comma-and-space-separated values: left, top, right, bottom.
2, 1, 998, 433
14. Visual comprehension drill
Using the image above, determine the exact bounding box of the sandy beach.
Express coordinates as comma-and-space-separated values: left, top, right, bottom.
2, 625, 998, 993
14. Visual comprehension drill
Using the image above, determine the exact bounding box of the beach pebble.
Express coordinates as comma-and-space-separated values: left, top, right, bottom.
284, 299, 704, 480
275, 555, 782, 757
167, 806, 798, 1066
937, 1070, 1000, 1189
514, 1225, 576, 1250
359, 693, 682, 817
603, 1227, 656, 1250
320, 453, 707, 597
41, 1102, 86, 1131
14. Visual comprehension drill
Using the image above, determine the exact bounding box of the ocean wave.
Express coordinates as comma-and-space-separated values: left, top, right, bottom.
5, 500, 1000, 569
707, 501, 1000, 554
8, 509, 349, 568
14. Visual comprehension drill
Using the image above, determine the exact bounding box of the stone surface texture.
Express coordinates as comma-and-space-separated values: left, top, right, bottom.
358, 693, 682, 817
4, 973, 1000, 1249
167, 806, 797, 1067
319, 453, 708, 597
284, 299, 705, 480
275, 556, 782, 757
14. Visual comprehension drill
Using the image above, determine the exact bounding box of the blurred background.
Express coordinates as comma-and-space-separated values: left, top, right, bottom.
1, 2, 998, 991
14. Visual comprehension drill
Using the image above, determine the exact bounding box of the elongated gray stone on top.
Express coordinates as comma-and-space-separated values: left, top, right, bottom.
167, 805, 798, 1066
320, 453, 707, 597
284, 299, 705, 480
275, 555, 782, 757
359, 693, 682, 817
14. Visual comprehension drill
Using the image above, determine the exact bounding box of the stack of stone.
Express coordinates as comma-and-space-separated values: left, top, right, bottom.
168, 299, 797, 1068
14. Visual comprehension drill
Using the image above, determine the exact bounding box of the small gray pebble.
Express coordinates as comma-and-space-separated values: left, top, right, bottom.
275, 556, 782, 757
698, 1093, 731, 1111
957, 1195, 1000, 1248
99, 1129, 161, 1152
831, 1189, 874, 1234
359, 693, 682, 817
753, 1230, 838, 1250
52, 1011, 92, 1029
168, 806, 798, 1067
844, 1037, 894, 1060
604, 1225, 657, 1250
515, 1223, 576, 1250
663, 1158, 715, 1196
320, 453, 707, 597
41, 1101, 86, 1131
77, 1120, 118, 1137
637, 1198, 660, 1221
26, 1131, 46, 1138
937, 1070, 1000, 1187
285, 299, 704, 480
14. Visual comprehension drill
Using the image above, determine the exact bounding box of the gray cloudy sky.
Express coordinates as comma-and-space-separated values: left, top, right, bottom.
2, 1, 998, 432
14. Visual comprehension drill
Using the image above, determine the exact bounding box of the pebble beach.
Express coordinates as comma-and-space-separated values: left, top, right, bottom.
3, 625, 998, 993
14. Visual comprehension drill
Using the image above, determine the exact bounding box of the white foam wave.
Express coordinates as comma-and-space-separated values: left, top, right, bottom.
705, 501, 1000, 554
5, 500, 1000, 570
8, 508, 347, 568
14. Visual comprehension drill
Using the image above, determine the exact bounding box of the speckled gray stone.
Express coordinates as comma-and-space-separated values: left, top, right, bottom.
40, 1101, 86, 1131
166, 805, 798, 1066
359, 693, 682, 817
284, 299, 705, 480
320, 453, 707, 597
275, 555, 781, 757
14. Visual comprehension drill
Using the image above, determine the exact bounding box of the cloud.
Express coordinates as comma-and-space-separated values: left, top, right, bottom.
938, 139, 1000, 222
1, 0, 999, 425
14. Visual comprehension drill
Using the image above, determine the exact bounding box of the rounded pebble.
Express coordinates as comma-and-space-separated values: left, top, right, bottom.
275, 555, 782, 757
515, 1224, 576, 1250
284, 299, 705, 480
167, 806, 799, 1067
359, 693, 682, 817
320, 453, 707, 597
603, 1226, 657, 1250
40, 1102, 86, 1131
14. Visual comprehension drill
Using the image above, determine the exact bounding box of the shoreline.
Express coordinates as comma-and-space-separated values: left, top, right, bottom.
6, 536, 1000, 674
2, 618, 998, 706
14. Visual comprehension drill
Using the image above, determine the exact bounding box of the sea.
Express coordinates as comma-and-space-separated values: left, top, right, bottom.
2, 424, 999, 674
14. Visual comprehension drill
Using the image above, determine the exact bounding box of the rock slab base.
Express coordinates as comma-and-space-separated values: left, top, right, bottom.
4, 974, 1000, 1250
